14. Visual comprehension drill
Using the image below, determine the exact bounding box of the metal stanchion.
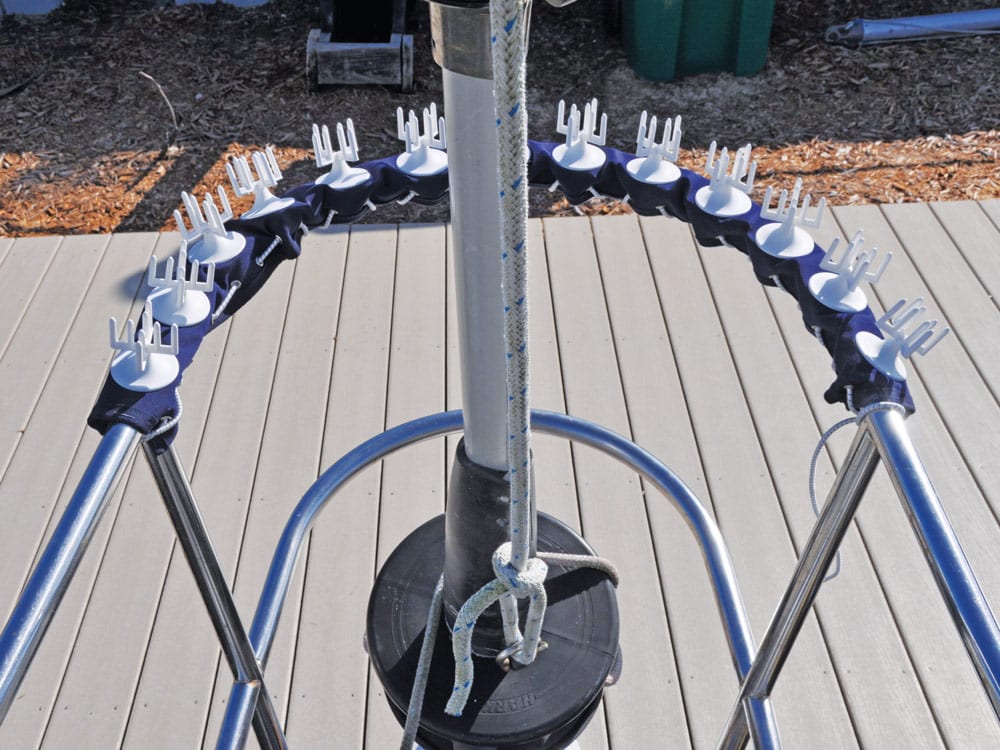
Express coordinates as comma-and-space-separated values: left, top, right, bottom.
142, 440, 287, 750
866, 407, 1000, 720
0, 423, 139, 722
718, 420, 882, 750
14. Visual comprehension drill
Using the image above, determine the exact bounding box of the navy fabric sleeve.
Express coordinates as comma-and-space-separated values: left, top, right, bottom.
89, 140, 913, 450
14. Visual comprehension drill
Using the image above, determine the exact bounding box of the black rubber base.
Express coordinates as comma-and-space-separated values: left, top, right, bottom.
367, 513, 619, 749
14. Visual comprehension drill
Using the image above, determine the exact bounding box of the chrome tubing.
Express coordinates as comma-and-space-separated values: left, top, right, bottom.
217, 680, 262, 750
866, 407, 1000, 720
142, 441, 288, 750
826, 9, 1000, 46
0, 423, 139, 723
718, 420, 881, 750
217, 409, 776, 749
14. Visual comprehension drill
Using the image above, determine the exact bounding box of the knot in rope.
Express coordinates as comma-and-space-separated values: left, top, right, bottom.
492, 541, 548, 598
444, 543, 548, 717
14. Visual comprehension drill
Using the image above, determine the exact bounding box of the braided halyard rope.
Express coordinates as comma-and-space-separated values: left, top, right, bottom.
441, 0, 539, 718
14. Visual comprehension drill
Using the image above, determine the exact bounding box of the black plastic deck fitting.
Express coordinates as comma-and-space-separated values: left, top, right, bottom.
366, 439, 620, 749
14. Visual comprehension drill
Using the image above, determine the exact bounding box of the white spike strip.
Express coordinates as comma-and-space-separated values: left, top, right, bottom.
755, 178, 827, 258
552, 98, 608, 171
625, 111, 682, 185
179, 186, 247, 265
808, 230, 892, 312
226, 145, 295, 219
855, 296, 950, 381
109, 304, 181, 392
147, 240, 215, 327
695, 141, 757, 217
394, 103, 448, 176
311, 120, 371, 189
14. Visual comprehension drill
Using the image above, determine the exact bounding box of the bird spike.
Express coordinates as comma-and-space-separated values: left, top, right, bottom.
877, 297, 950, 358
760, 178, 825, 229
635, 111, 682, 163
705, 141, 756, 195
394, 104, 448, 176
109, 304, 179, 373
556, 98, 607, 149
203, 186, 234, 234
820, 230, 892, 292
397, 104, 446, 154
312, 119, 360, 168
856, 296, 950, 381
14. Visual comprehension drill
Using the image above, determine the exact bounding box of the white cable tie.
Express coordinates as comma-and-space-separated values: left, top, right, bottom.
211, 280, 242, 323
254, 235, 282, 267
143, 392, 183, 442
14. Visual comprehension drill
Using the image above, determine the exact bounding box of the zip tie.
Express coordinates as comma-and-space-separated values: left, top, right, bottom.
143, 392, 183, 442
212, 280, 242, 323
397, 190, 418, 205
770, 274, 787, 293
255, 235, 282, 267
321, 209, 336, 229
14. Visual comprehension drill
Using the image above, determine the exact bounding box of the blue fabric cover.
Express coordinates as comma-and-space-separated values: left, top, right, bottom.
89, 143, 912, 449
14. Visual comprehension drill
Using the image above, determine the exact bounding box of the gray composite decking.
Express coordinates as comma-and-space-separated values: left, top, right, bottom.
0, 202, 998, 748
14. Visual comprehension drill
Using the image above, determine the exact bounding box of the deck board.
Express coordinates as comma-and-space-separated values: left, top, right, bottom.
544, 216, 690, 749
639, 216, 855, 747
283, 225, 397, 749
1, 203, 999, 748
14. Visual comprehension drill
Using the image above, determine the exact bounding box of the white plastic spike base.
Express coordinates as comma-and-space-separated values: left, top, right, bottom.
187, 231, 247, 265
315, 165, 370, 189
148, 285, 211, 328
695, 184, 752, 217
856, 331, 906, 381
395, 148, 448, 177
110, 350, 180, 392
553, 141, 606, 172
626, 155, 680, 185
755, 222, 815, 258
808, 271, 868, 312
242, 189, 295, 220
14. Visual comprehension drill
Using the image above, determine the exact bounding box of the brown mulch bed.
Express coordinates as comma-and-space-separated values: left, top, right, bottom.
0, 0, 998, 237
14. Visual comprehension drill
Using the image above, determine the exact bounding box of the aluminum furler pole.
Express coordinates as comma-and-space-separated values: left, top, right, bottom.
430, 1, 508, 471
141, 441, 287, 750
718, 419, 882, 750
866, 407, 1000, 720
0, 423, 139, 723
826, 9, 1000, 46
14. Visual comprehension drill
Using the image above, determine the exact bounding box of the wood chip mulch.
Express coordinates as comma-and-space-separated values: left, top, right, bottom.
1, 0, 998, 236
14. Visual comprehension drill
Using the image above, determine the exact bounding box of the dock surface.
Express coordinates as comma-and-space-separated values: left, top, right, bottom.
1, 202, 999, 748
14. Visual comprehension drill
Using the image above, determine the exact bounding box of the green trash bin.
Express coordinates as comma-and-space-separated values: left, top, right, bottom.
622, 0, 776, 81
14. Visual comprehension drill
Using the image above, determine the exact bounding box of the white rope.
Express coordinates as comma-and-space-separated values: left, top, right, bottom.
400, 576, 444, 750
401, 1, 619, 736
436, 0, 539, 717
142, 392, 183, 442
807, 397, 908, 582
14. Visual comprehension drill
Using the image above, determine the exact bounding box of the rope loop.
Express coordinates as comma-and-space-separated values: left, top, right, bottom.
492, 542, 548, 597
